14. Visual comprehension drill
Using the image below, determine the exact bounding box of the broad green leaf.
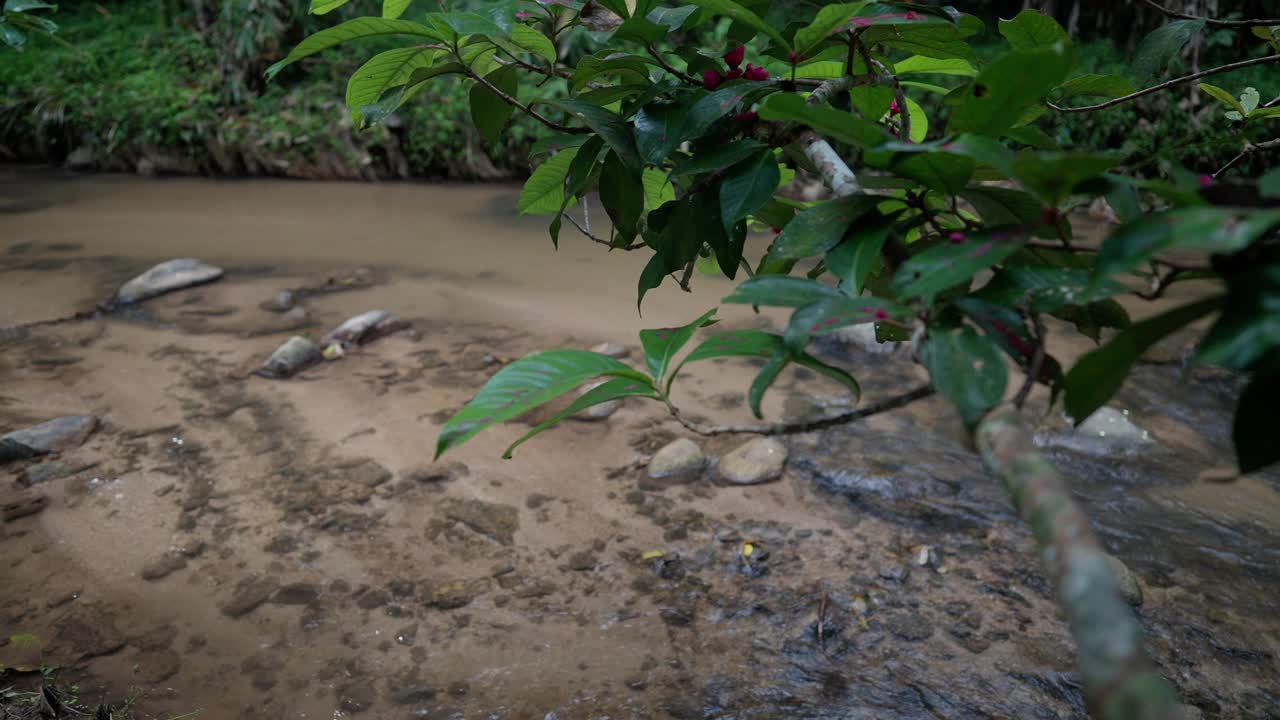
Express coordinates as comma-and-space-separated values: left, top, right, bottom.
922, 326, 1008, 426
640, 308, 718, 387
503, 378, 660, 457
1012, 151, 1123, 204
642, 167, 677, 210
1053, 299, 1131, 343
1133, 19, 1205, 81
894, 55, 977, 76
974, 265, 1125, 313
667, 329, 787, 385
1234, 363, 1280, 472
893, 231, 1025, 301
685, 0, 791, 51
510, 24, 557, 63
998, 9, 1069, 51
1241, 87, 1261, 115
785, 296, 906, 348
599, 151, 644, 244
1195, 265, 1280, 371
903, 95, 928, 142
469, 64, 519, 144
357, 62, 466, 127
949, 46, 1074, 137
1092, 208, 1280, 284
544, 100, 642, 172
311, 0, 353, 14
825, 211, 898, 295
748, 352, 790, 418
720, 150, 779, 232
634, 102, 687, 165
669, 139, 766, 177
346, 48, 438, 124
649, 4, 699, 30
267, 18, 447, 78
571, 55, 653, 93
960, 186, 1045, 229
1249, 107, 1280, 120
723, 276, 843, 308
1003, 124, 1059, 149
770, 195, 881, 259
953, 298, 1033, 361
440, 10, 511, 36
615, 14, 670, 43
678, 86, 755, 144
1064, 296, 1224, 423
519, 149, 579, 215
639, 193, 724, 308
383, 0, 411, 18
1198, 83, 1245, 114
901, 81, 952, 95
793, 2, 870, 57
436, 350, 652, 457
7, 0, 57, 9
792, 353, 862, 399
1055, 73, 1137, 100
758, 93, 891, 148
891, 150, 974, 194
1260, 168, 1280, 198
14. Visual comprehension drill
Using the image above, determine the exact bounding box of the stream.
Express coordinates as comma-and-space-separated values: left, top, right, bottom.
1, 166, 1277, 719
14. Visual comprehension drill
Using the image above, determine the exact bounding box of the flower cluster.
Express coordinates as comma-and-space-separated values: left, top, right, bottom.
703, 45, 769, 90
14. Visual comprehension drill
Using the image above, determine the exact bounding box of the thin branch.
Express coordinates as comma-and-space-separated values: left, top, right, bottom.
563, 211, 643, 250
465, 68, 590, 134
799, 130, 862, 196
647, 44, 697, 85
668, 384, 935, 436
1048, 54, 1280, 113
1140, 0, 1280, 28
677, 259, 696, 291
1213, 137, 1280, 178
493, 48, 571, 80
1012, 315, 1046, 410
1022, 240, 1211, 274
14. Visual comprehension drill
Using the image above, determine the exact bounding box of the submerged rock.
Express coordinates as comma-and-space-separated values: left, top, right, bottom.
255, 336, 322, 379
259, 290, 297, 313
320, 310, 407, 355
591, 342, 630, 358
572, 379, 623, 421
1104, 553, 1144, 607
221, 576, 280, 618
0, 415, 97, 464
1039, 406, 1154, 455
444, 498, 519, 545
1, 492, 49, 522
141, 552, 188, 581
646, 438, 706, 481
109, 258, 224, 306
718, 438, 788, 485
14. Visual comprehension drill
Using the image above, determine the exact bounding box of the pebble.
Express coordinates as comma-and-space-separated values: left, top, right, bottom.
0, 415, 98, 462
255, 336, 322, 379
646, 438, 706, 481
109, 258, 224, 306
567, 551, 598, 571
1, 493, 49, 521
259, 290, 296, 313
272, 582, 321, 605
1104, 553, 1144, 607
141, 552, 188, 581
591, 342, 630, 358
221, 576, 280, 618
718, 438, 788, 485
337, 684, 376, 713
443, 498, 520, 545
886, 612, 934, 641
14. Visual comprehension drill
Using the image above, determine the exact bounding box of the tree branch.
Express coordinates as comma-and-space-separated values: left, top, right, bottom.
1011, 315, 1046, 409
563, 211, 643, 250
668, 384, 935, 436
1213, 136, 1280, 178
1048, 54, 1280, 113
647, 44, 697, 85
465, 67, 590, 134
976, 407, 1182, 720
1140, 0, 1280, 28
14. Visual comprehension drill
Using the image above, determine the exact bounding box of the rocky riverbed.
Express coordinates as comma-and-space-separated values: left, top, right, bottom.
1, 170, 1277, 719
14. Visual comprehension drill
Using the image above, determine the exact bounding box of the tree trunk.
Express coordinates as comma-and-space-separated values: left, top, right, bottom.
976, 407, 1184, 720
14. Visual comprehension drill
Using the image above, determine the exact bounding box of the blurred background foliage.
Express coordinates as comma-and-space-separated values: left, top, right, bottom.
1, 0, 1277, 180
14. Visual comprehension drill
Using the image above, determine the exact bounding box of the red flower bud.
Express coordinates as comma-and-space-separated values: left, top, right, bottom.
726, 68, 744, 80
948, 231, 966, 243
1039, 206, 1060, 225
1199, 174, 1213, 188
788, 51, 807, 63
905, 11, 918, 20
744, 64, 769, 82
890, 99, 901, 115
703, 70, 723, 89
771, 227, 782, 234
724, 45, 745, 69
735, 111, 759, 123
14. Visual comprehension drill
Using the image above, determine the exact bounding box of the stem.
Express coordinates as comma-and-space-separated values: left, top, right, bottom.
1049, 54, 1280, 113
668, 384, 934, 436
799, 75, 862, 197
564, 211, 643, 250
677, 259, 696, 291
464, 68, 589, 135
976, 407, 1183, 720
1140, 0, 1280, 28
647, 44, 697, 85
1213, 137, 1280, 178
1011, 314, 1046, 410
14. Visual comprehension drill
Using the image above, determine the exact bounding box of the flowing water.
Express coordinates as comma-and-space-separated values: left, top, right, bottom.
1, 167, 1277, 719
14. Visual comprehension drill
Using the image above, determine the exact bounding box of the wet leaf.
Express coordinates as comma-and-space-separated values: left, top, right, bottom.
640, 307, 718, 385
503, 378, 661, 457
769, 195, 881, 259
267, 17, 447, 78
998, 9, 1069, 51
723, 276, 843, 308
893, 231, 1024, 301
720, 150, 780, 232
518, 148, 579, 215
922, 325, 1007, 427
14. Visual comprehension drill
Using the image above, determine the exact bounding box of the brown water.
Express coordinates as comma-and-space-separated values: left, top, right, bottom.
1, 168, 1278, 719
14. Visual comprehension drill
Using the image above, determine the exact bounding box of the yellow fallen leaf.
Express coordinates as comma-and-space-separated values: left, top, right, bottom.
742, 542, 754, 557
641, 549, 666, 560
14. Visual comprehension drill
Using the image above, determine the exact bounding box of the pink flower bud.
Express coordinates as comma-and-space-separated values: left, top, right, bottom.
724, 45, 745, 69
890, 99, 901, 115
874, 309, 889, 320
703, 70, 723, 90
734, 111, 758, 122
788, 51, 807, 63
515, 11, 533, 18
905, 11, 918, 20
949, 231, 966, 243
1199, 174, 1213, 188
744, 64, 769, 81
726, 68, 744, 80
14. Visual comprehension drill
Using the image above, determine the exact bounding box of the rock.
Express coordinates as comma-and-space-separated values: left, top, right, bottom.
717, 438, 788, 485
572, 379, 623, 421
1040, 406, 1153, 455
443, 498, 519, 545
259, 290, 296, 313
17, 460, 95, 487
403, 461, 468, 484
1178, 705, 1205, 720
320, 310, 407, 355
356, 590, 389, 610
395, 623, 418, 646
221, 576, 280, 618
1, 415, 98, 462
567, 551, 598, 571
65, 146, 97, 170
1104, 553, 1144, 607
828, 324, 896, 355
591, 342, 630, 358
390, 683, 437, 705
342, 458, 392, 487
337, 684, 376, 713
272, 582, 321, 605
1, 493, 49, 522
109, 259, 224, 306
133, 648, 182, 683
263, 534, 299, 554
646, 439, 706, 482
886, 612, 934, 641
255, 336, 322, 379
426, 578, 490, 609
878, 564, 910, 583
141, 552, 188, 581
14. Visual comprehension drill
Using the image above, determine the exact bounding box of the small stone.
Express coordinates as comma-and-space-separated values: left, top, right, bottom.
886, 612, 934, 641
110, 258, 224, 306
259, 290, 296, 313
272, 582, 321, 605
1197, 466, 1238, 484
403, 461, 469, 484
17, 461, 72, 487
717, 438, 788, 485
343, 458, 392, 488
1, 415, 97, 462
567, 551, 598, 571
646, 439, 706, 481
426, 579, 489, 610
878, 564, 910, 583
356, 590, 389, 610
572, 380, 623, 421
221, 576, 279, 618
264, 534, 299, 554
390, 683, 437, 705
321, 310, 406, 352
395, 623, 418, 646
1104, 553, 1144, 607
255, 336, 322, 379
512, 579, 556, 599
443, 498, 519, 545
591, 342, 630, 359
141, 552, 188, 581
1, 493, 49, 521
337, 684, 376, 713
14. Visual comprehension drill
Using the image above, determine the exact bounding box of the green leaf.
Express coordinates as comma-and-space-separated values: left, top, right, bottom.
1064, 296, 1224, 423
1003, 124, 1059, 149
1260, 168, 1280, 198
649, 4, 700, 30
720, 149, 779, 232
1198, 82, 1245, 113
893, 231, 1025, 301
1249, 107, 1280, 120
510, 24, 557, 63
974, 265, 1125, 313
1093, 208, 1280, 284
440, 10, 510, 36
825, 211, 898, 295
1055, 73, 1137, 100
469, 64, 519, 144
1234, 363, 1280, 473
922, 325, 1007, 426
793, 2, 870, 57
684, 0, 791, 51
758, 93, 891, 148
903, 95, 928, 143
998, 9, 1069, 51
770, 195, 880, 259
748, 352, 790, 418
346, 48, 438, 125
1195, 265, 1280, 371
1012, 151, 1123, 204
357, 62, 465, 127
571, 55, 653, 93
383, 0, 411, 18
615, 14, 670, 43
723, 276, 843, 308
543, 100, 642, 172
667, 329, 787, 386
959, 186, 1044, 229
678, 86, 756, 143
639, 193, 724, 308
792, 353, 862, 399
436, 350, 652, 457
503, 378, 660, 457
267, 18, 447, 79
311, 0, 353, 14
1241, 87, 1261, 115
599, 151, 644, 243
640, 308, 718, 387
519, 149, 579, 215
668, 139, 766, 177
642, 167, 677, 210
894, 55, 977, 76
891, 150, 974, 194
0, 23, 26, 48
786, 296, 906, 346
635, 102, 688, 165
1133, 19, 1205, 81
949, 46, 1074, 137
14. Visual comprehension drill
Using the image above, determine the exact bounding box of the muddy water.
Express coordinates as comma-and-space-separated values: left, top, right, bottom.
1, 167, 1278, 719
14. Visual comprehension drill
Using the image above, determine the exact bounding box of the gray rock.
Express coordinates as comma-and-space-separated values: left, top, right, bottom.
887, 612, 934, 641
141, 552, 188, 581
572, 379, 623, 421
567, 551, 598, 571
1, 493, 49, 522
255, 336, 322, 379
591, 342, 630, 358
320, 310, 406, 354
829, 323, 896, 355
65, 146, 96, 170
259, 290, 296, 313
1104, 553, 1144, 607
646, 439, 706, 481
403, 461, 469, 484
221, 576, 279, 618
1039, 406, 1153, 455
272, 582, 321, 605
337, 684, 376, 713
17, 461, 70, 487
110, 259, 224, 306
1, 415, 97, 462
718, 438, 788, 485
444, 498, 519, 545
